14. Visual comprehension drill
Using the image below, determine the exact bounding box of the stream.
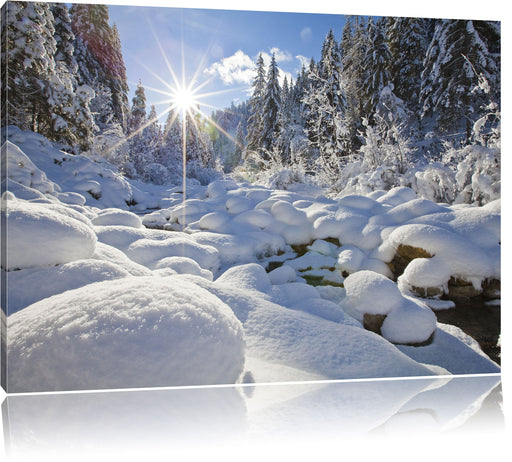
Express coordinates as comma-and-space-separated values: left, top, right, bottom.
434, 298, 501, 365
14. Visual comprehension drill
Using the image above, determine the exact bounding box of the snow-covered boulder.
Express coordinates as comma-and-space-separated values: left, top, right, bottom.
216, 263, 271, 293
387, 224, 496, 290
199, 211, 231, 231
381, 297, 437, 345
142, 209, 171, 229
268, 265, 297, 285
7, 259, 132, 314
2, 140, 56, 195
7, 276, 245, 392
3, 199, 97, 270
154, 256, 214, 280
399, 257, 452, 295
92, 209, 143, 228
225, 195, 253, 214
376, 187, 417, 207
125, 236, 220, 274
343, 270, 437, 345
343, 271, 404, 316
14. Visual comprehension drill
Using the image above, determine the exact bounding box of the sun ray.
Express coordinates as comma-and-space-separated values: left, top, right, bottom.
145, 12, 181, 91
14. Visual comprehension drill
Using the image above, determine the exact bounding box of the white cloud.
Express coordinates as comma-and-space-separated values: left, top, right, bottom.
300, 27, 312, 42
270, 47, 293, 62
205, 47, 297, 90
296, 54, 310, 68
204, 50, 255, 85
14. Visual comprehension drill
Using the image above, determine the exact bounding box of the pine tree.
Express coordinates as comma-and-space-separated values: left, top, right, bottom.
361, 17, 392, 119
1, 2, 95, 151
277, 72, 309, 165
420, 19, 501, 140
303, 30, 347, 170
260, 53, 281, 154
234, 121, 245, 167
49, 3, 95, 151
246, 54, 266, 154
127, 80, 147, 135
387, 17, 431, 113
70, 3, 129, 131
2, 2, 57, 132
340, 16, 367, 151
127, 80, 148, 176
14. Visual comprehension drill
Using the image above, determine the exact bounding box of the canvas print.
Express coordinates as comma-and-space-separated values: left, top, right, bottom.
0, 1, 501, 393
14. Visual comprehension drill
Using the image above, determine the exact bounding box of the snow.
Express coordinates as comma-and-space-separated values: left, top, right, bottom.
125, 236, 220, 273
7, 276, 245, 392
344, 270, 404, 316
3, 198, 97, 270
399, 257, 452, 292
387, 224, 497, 288
153, 256, 213, 281
268, 265, 297, 285
2, 129, 501, 392
6, 259, 131, 314
91, 209, 143, 228
216, 263, 272, 293
381, 297, 437, 345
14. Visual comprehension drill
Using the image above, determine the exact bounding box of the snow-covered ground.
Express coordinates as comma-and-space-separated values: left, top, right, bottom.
1, 127, 500, 393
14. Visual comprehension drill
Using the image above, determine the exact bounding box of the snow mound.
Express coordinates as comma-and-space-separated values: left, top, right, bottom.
3, 126, 168, 210
7, 276, 245, 392
7, 259, 131, 314
154, 256, 213, 280
268, 265, 297, 285
388, 224, 496, 287
92, 209, 143, 228
2, 140, 56, 195
399, 257, 452, 292
216, 263, 272, 293
3, 199, 97, 270
344, 271, 437, 344
381, 297, 437, 345
125, 237, 220, 273
344, 271, 403, 316
376, 187, 417, 206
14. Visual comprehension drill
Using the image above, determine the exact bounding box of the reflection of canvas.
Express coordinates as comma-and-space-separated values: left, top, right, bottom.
2, 376, 504, 458
0, 1, 501, 393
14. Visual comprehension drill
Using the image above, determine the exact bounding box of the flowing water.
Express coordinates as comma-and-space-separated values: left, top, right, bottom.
434, 298, 501, 365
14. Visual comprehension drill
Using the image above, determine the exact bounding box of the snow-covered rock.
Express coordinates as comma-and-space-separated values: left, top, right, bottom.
3, 199, 97, 270
92, 209, 143, 228
216, 263, 272, 293
381, 297, 437, 345
343, 271, 404, 316
154, 256, 213, 280
7, 276, 245, 392
268, 265, 297, 285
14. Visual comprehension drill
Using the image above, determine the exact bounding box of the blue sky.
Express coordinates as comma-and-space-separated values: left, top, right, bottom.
108, 4, 347, 118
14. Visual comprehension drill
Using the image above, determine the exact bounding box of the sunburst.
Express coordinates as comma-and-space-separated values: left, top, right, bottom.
124, 12, 251, 227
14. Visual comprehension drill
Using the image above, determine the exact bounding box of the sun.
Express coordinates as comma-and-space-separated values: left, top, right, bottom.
171, 86, 198, 114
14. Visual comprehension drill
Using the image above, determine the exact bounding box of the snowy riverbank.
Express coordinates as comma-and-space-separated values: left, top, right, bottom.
1, 127, 500, 392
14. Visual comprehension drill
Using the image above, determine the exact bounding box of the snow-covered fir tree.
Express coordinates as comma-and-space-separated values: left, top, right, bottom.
2, 2, 57, 133
126, 80, 149, 177
245, 54, 266, 155
361, 18, 392, 120
1, 2, 94, 151
303, 30, 347, 174
70, 3, 129, 132
340, 16, 367, 152
420, 19, 501, 141
49, 3, 96, 151
387, 17, 432, 115
260, 53, 281, 154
